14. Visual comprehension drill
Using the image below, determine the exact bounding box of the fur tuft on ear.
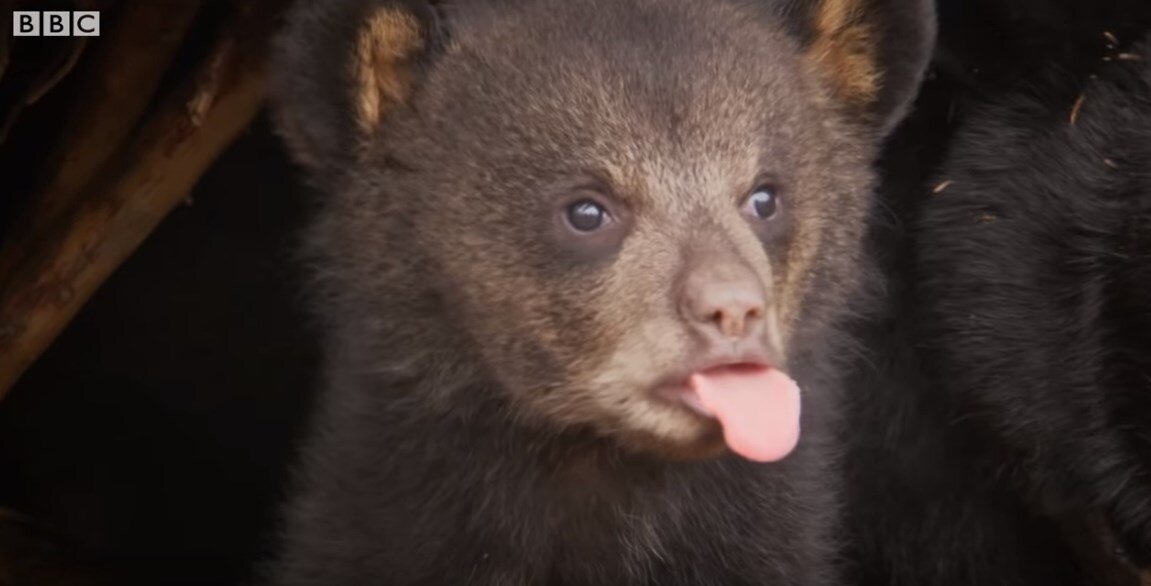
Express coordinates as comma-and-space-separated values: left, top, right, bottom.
269, 0, 444, 179
787, 0, 936, 136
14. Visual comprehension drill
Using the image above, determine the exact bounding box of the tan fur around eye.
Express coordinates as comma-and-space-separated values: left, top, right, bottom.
808, 0, 881, 109
352, 7, 424, 135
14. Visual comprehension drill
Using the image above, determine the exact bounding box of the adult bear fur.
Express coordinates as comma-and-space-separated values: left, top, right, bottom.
913, 36, 1151, 569
842, 3, 1151, 582
262, 0, 933, 584
842, 68, 1146, 586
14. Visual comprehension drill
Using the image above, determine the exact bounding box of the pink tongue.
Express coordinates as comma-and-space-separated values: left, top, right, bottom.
688, 366, 801, 463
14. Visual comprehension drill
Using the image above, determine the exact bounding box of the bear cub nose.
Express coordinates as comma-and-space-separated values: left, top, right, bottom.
681, 259, 768, 344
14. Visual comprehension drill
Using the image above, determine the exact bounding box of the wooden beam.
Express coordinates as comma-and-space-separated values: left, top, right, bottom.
0, 0, 283, 398
0, 0, 206, 276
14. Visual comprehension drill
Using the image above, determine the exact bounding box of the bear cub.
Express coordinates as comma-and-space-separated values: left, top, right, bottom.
264, 0, 933, 583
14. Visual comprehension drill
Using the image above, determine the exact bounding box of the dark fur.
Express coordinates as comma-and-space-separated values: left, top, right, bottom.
263, 0, 933, 584
843, 79, 1139, 586
844, 2, 1151, 583
915, 39, 1151, 568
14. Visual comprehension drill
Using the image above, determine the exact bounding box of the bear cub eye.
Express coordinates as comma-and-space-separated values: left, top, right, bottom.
743, 185, 780, 220
566, 200, 612, 232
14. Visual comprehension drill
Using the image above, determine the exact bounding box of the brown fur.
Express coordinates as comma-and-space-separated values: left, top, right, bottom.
262, 0, 934, 583
808, 0, 881, 108
352, 7, 422, 135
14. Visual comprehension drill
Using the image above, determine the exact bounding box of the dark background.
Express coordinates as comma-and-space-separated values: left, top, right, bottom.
0, 112, 318, 584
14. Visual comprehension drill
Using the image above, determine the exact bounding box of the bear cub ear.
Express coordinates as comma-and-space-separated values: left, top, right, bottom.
269, 0, 937, 179
268, 0, 447, 179
785, 0, 936, 136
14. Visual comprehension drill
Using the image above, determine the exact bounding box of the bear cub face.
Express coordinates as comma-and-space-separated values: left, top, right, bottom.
390, 0, 872, 461
273, 0, 935, 462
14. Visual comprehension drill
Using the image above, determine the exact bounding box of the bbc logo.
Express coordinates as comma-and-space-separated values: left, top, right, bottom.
13, 11, 100, 37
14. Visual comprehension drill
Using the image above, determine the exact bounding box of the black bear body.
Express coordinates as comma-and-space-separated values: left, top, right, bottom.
915, 37, 1151, 572
845, 1, 1151, 583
